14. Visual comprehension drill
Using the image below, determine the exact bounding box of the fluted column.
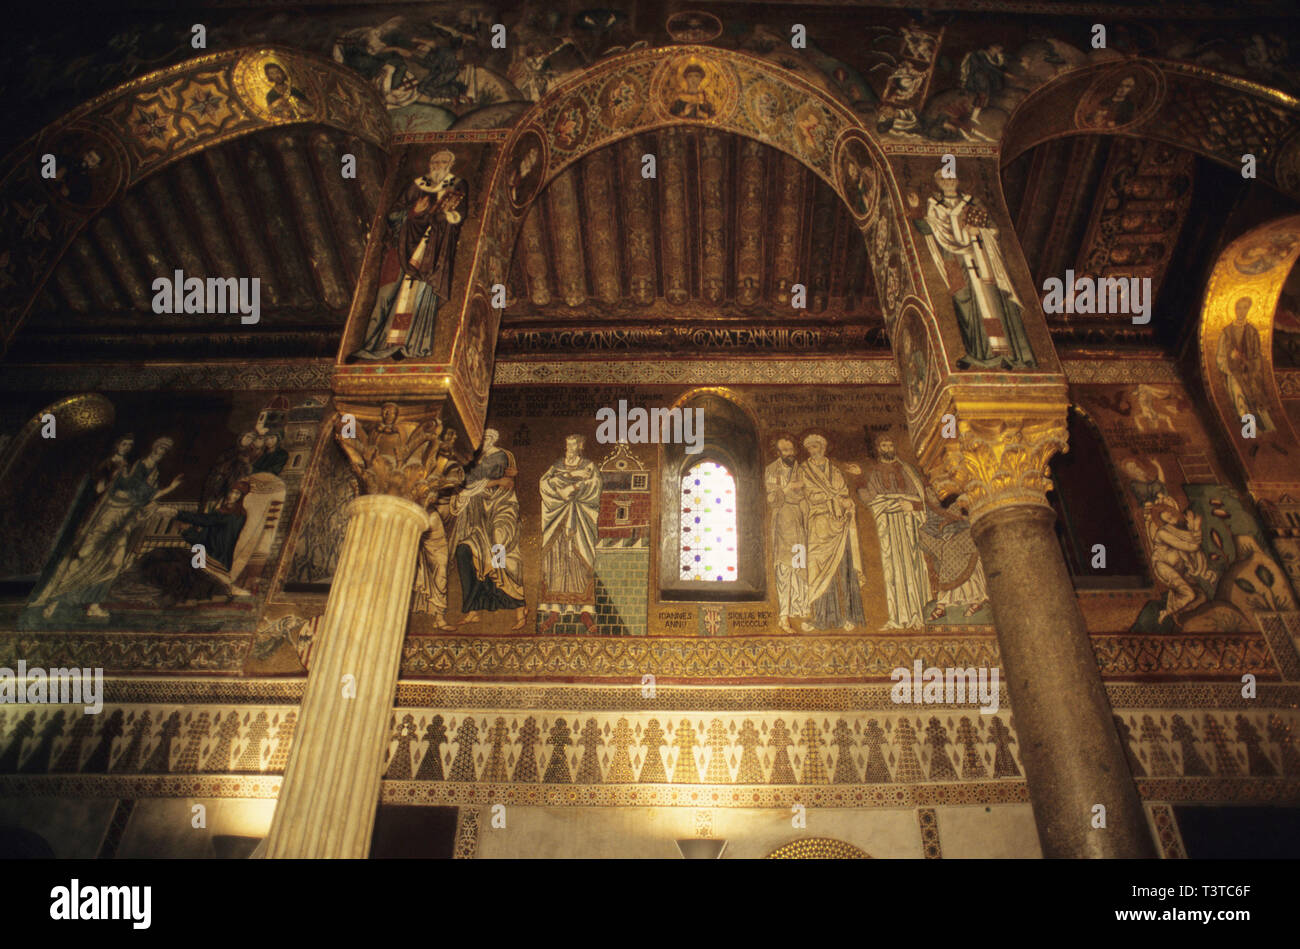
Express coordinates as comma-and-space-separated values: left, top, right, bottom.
265, 492, 427, 857
930, 417, 1157, 858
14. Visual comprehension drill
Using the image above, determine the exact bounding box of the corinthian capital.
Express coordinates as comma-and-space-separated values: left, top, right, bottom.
333, 403, 461, 507
928, 416, 1069, 522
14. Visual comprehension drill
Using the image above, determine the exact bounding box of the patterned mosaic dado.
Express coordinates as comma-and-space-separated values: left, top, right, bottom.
377, 709, 1028, 787
1110, 708, 1300, 779
2, 702, 1296, 807
0, 703, 298, 779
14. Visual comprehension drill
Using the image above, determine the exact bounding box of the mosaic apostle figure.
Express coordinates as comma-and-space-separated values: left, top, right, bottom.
857, 434, 930, 629
352, 150, 468, 361
449, 428, 527, 629
538, 434, 602, 633
765, 435, 808, 633
915, 169, 1035, 369
796, 434, 865, 631
1216, 296, 1275, 433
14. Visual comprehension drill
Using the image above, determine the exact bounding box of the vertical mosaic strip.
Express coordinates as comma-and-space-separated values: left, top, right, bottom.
453, 806, 480, 859
96, 798, 136, 859
1147, 804, 1187, 859
917, 807, 942, 859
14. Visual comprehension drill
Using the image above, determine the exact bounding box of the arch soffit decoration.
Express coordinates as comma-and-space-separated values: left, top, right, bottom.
445, 45, 940, 447
0, 393, 116, 486
0, 46, 393, 357
1197, 213, 1300, 495
1000, 58, 1300, 199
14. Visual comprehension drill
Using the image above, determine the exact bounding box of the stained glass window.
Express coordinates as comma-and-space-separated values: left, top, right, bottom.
679, 461, 737, 581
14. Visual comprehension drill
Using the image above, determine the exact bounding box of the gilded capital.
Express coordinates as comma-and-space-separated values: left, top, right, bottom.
334, 403, 464, 506
927, 416, 1069, 522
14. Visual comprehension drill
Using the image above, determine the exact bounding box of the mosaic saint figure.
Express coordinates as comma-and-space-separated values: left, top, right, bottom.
765, 435, 808, 633
352, 150, 468, 361
538, 434, 602, 633
449, 428, 527, 629
915, 169, 1035, 369
31, 437, 182, 621
264, 62, 311, 119
1082, 75, 1137, 129
858, 434, 930, 629
667, 62, 716, 119
1216, 296, 1275, 432
796, 434, 865, 631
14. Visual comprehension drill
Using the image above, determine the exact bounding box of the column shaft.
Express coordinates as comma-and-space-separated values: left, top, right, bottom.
265, 493, 427, 858
973, 503, 1157, 858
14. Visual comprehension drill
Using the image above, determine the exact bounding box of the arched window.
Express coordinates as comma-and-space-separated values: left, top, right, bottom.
679, 460, 737, 581
659, 389, 764, 601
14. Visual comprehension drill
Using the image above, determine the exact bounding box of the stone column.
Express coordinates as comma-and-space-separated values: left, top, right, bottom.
266, 405, 449, 858
933, 418, 1156, 858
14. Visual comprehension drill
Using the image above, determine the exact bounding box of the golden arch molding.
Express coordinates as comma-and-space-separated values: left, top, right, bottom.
0, 46, 392, 356
1197, 213, 1300, 494
1001, 58, 1300, 199
442, 44, 935, 449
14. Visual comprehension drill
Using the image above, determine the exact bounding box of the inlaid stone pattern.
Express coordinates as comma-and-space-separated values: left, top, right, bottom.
379, 709, 1027, 787
1111, 708, 1300, 779
0, 704, 297, 776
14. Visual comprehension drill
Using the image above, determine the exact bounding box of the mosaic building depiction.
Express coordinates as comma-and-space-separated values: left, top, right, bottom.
4, 0, 1300, 865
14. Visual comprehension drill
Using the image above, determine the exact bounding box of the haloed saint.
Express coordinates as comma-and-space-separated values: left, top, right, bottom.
351, 149, 469, 361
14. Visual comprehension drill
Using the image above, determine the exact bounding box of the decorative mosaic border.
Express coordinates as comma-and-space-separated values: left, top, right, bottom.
0, 774, 280, 799
0, 357, 1185, 391
1059, 358, 1182, 385
398, 631, 1274, 681
380, 780, 1032, 809
0, 362, 333, 392
0, 633, 253, 675
55, 678, 1300, 711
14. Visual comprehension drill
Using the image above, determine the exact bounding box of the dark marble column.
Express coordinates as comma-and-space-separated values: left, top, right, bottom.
972, 502, 1156, 858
